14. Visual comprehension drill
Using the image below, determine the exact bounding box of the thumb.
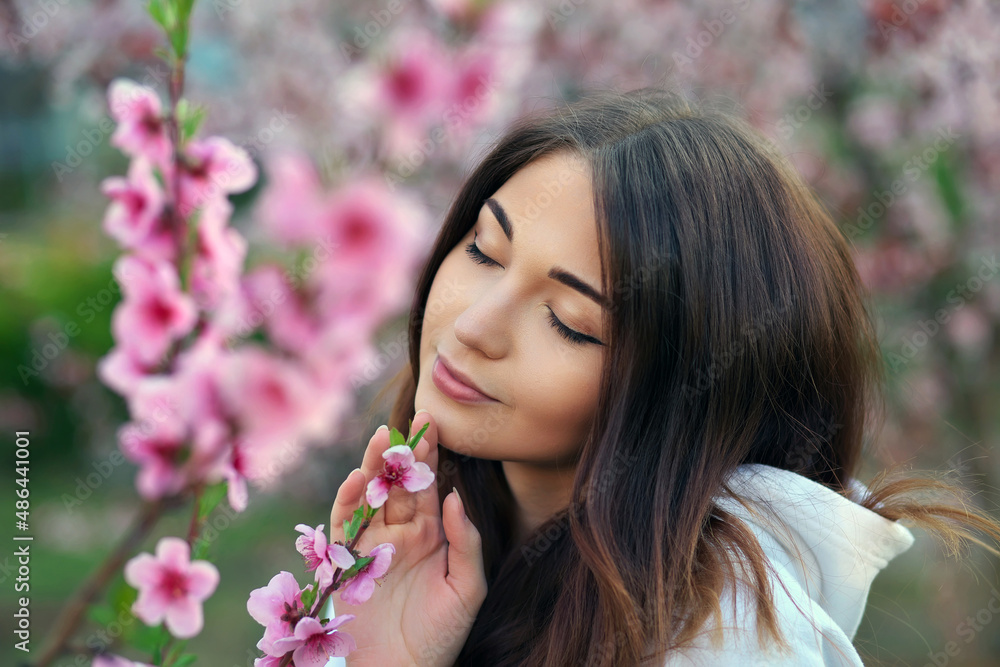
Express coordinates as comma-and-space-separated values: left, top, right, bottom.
444, 487, 487, 608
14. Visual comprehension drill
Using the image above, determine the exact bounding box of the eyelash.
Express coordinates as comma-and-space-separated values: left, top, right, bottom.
463, 232, 601, 346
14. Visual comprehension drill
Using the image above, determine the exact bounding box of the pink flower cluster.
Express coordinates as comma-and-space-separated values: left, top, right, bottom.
94, 77, 431, 515
247, 434, 434, 665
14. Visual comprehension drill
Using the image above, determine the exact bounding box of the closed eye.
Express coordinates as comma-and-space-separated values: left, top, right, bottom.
463, 232, 603, 346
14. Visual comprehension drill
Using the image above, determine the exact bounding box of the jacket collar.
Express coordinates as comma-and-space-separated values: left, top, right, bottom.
714, 463, 915, 639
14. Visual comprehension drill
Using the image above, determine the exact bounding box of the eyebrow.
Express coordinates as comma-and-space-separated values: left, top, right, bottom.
484, 197, 608, 309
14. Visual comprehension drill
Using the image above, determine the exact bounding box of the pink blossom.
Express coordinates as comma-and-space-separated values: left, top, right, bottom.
110, 255, 198, 367
247, 571, 314, 657
96, 346, 158, 397
117, 419, 188, 500
374, 29, 452, 154
255, 151, 326, 245
217, 346, 316, 443
271, 615, 357, 667
190, 197, 248, 310
294, 523, 355, 589
178, 136, 257, 216
365, 445, 435, 509
242, 265, 324, 354
339, 543, 395, 606
107, 78, 172, 168
445, 48, 498, 134
123, 536, 219, 639
100, 157, 165, 250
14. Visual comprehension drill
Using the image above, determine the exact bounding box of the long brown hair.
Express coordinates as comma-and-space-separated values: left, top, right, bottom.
369, 86, 1000, 666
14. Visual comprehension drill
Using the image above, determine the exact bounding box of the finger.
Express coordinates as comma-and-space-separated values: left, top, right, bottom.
411, 411, 440, 519
443, 488, 487, 610
329, 467, 365, 535
384, 411, 439, 525
332, 424, 394, 533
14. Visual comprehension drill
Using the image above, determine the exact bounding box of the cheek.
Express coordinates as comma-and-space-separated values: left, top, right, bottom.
510, 341, 602, 455
421, 254, 473, 347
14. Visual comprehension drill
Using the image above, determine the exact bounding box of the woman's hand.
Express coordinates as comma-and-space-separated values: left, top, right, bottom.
329, 410, 487, 667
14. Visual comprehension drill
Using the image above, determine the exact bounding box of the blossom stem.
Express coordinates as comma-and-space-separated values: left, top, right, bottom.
276, 516, 374, 667
186, 483, 204, 547
34, 499, 180, 667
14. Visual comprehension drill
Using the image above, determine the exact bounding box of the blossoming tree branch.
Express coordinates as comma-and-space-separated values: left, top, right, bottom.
32, 0, 442, 664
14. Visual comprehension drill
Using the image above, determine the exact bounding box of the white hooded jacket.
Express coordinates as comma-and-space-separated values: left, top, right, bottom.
659, 463, 916, 666
324, 463, 915, 666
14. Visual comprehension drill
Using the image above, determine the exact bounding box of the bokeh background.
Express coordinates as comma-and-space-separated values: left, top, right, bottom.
1, 0, 999, 665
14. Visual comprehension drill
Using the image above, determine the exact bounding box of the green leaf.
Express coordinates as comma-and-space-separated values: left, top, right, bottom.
197, 480, 228, 521
170, 23, 189, 58
173, 655, 198, 667
407, 422, 430, 450
340, 555, 374, 581
342, 518, 353, 542
176, 98, 207, 145
348, 506, 364, 541
147, 0, 173, 31
153, 45, 174, 66
389, 427, 406, 447
166, 640, 190, 664
300, 585, 318, 612
87, 603, 116, 627
176, 0, 197, 23
132, 622, 171, 654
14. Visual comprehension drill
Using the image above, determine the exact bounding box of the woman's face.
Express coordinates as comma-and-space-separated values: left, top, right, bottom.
415, 151, 607, 466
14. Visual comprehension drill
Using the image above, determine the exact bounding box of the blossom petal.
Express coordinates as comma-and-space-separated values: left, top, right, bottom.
328, 543, 356, 570
155, 536, 191, 569
186, 561, 220, 600
165, 595, 203, 638
247, 571, 300, 626
123, 553, 160, 589
365, 543, 395, 579
365, 477, 391, 508
382, 444, 415, 467
401, 461, 435, 493
339, 573, 375, 606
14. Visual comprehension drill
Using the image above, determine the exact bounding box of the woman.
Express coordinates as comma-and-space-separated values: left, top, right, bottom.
327, 86, 1000, 666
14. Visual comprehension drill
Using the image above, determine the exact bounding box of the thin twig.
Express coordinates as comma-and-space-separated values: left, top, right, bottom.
34, 500, 173, 667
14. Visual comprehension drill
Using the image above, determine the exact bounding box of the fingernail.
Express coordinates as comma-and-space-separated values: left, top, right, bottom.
415, 409, 429, 416
453, 486, 468, 522
376, 424, 388, 433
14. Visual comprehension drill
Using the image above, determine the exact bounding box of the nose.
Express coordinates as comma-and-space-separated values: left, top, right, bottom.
452, 278, 515, 360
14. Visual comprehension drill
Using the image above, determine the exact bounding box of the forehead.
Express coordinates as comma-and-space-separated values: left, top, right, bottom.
483, 152, 601, 284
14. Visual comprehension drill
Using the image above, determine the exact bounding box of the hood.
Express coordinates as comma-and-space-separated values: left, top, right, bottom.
713, 463, 915, 640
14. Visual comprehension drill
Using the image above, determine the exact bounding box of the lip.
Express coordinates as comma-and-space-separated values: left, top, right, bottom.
432, 354, 498, 404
